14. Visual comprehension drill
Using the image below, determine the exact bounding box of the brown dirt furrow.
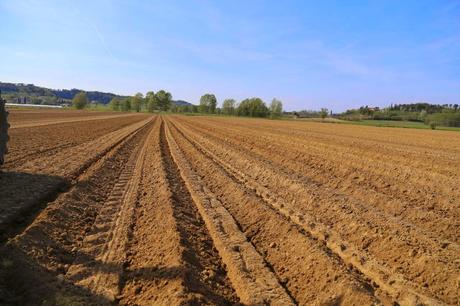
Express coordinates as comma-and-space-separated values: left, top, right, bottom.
170, 117, 452, 305
179, 117, 459, 208
174, 118, 460, 258
175, 119, 458, 252
164, 119, 294, 305
172, 120, 459, 304
0, 117, 153, 234
12, 117, 152, 178
65, 119, 148, 302
176, 117, 459, 238
191, 117, 460, 170
166, 117, 383, 305
155, 119, 239, 305
175, 119, 459, 251
0, 117, 155, 305
120, 117, 191, 305
5, 114, 149, 167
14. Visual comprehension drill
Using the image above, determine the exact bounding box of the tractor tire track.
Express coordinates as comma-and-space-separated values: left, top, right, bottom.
65, 119, 148, 303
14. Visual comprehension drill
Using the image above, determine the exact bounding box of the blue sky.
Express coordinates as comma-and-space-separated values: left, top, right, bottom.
1, 0, 459, 111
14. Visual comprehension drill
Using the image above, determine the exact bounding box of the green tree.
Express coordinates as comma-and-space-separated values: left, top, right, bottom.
269, 98, 283, 119
199, 94, 217, 114
199, 99, 208, 113
72, 92, 88, 109
187, 104, 198, 113
320, 108, 329, 119
156, 90, 172, 111
209, 95, 217, 113
222, 98, 236, 115
176, 105, 187, 113
237, 98, 269, 117
131, 93, 144, 112
146, 91, 157, 112
110, 97, 120, 111
120, 98, 131, 112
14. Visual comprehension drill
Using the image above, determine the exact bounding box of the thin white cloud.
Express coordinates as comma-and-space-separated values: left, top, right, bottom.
67, 2, 118, 63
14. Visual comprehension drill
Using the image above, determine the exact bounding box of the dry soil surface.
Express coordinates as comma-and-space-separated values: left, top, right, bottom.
0, 111, 458, 305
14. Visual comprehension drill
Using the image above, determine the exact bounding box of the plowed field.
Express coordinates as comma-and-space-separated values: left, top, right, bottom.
1, 110, 459, 305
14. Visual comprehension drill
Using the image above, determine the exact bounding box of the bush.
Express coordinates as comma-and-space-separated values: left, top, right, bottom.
72, 92, 87, 109
429, 121, 437, 130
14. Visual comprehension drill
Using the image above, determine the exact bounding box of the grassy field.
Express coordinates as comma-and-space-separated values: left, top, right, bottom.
288, 117, 460, 131
339, 119, 460, 131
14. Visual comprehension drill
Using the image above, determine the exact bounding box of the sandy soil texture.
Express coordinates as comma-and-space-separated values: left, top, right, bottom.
0, 111, 458, 305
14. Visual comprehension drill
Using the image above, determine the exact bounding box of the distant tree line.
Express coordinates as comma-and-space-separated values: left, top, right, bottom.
292, 108, 330, 119
159, 93, 283, 119
106, 91, 284, 119
389, 103, 458, 113
107, 90, 173, 113
188, 94, 283, 118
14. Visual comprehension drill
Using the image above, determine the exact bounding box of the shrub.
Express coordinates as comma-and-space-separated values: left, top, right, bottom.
72, 92, 87, 109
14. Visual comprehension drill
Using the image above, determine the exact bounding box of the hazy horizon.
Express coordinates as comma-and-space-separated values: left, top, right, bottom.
1, 1, 459, 112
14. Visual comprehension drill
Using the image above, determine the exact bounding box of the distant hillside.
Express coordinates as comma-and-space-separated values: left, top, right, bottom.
0, 82, 194, 107
0, 82, 125, 105
173, 100, 193, 106
53, 88, 120, 104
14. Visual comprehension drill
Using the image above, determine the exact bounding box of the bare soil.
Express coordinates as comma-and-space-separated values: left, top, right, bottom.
1, 110, 458, 305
